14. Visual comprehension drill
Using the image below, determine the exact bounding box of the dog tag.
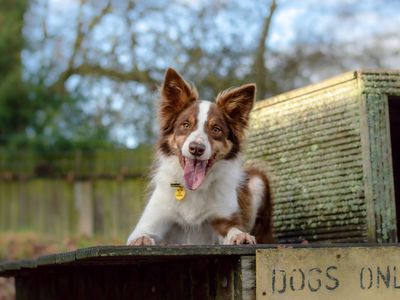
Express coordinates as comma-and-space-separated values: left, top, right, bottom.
175, 186, 186, 201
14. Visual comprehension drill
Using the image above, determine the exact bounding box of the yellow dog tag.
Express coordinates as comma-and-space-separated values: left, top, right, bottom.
170, 183, 186, 201
175, 186, 186, 201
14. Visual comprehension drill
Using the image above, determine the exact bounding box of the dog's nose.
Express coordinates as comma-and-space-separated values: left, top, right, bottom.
189, 141, 206, 157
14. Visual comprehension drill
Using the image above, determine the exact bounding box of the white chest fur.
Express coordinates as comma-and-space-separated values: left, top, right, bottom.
174, 188, 216, 226
127, 154, 245, 245
155, 154, 244, 219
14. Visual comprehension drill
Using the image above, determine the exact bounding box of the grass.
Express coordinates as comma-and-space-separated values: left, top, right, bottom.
0, 231, 122, 261
0, 231, 122, 300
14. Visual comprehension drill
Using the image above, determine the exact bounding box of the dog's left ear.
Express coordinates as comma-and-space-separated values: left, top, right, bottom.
161, 68, 198, 105
159, 68, 198, 134
216, 84, 256, 139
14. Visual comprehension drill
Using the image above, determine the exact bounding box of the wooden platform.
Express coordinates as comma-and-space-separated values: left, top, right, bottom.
2, 244, 400, 300
0, 245, 265, 300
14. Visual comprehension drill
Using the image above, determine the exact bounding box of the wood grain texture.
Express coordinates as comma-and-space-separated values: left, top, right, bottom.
2, 245, 400, 299
246, 70, 400, 243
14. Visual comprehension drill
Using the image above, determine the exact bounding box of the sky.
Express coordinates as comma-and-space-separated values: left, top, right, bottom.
23, 0, 400, 147
40, 0, 400, 64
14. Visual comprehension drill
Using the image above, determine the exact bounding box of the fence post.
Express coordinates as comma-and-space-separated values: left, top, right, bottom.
74, 181, 93, 236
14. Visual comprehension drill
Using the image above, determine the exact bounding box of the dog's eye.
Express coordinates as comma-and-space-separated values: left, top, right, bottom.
212, 126, 222, 134
182, 121, 191, 129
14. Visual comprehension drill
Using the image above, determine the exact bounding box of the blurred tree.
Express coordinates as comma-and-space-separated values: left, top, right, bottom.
267, 0, 400, 93
0, 0, 29, 145
23, 0, 163, 147
19, 0, 281, 148
0, 0, 117, 151
8, 0, 400, 148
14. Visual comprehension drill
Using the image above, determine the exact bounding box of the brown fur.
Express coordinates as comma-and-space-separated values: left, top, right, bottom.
237, 182, 252, 231
216, 84, 256, 159
216, 84, 256, 142
158, 68, 198, 156
171, 103, 199, 152
205, 104, 234, 160
211, 213, 243, 237
246, 167, 274, 243
211, 167, 274, 244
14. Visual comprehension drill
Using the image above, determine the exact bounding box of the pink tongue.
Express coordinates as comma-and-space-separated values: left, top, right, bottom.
183, 158, 208, 190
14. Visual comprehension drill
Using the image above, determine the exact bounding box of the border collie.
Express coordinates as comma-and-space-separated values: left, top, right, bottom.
127, 68, 273, 245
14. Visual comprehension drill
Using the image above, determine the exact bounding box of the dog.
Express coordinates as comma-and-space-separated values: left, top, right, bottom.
127, 68, 273, 246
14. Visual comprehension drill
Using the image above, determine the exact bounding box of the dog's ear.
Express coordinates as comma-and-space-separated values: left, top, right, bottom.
159, 68, 198, 134
216, 84, 256, 141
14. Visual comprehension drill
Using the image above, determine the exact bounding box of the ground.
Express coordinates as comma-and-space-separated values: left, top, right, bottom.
0, 232, 121, 300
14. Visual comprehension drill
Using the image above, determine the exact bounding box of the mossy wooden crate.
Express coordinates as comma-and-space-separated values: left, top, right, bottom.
245, 70, 400, 243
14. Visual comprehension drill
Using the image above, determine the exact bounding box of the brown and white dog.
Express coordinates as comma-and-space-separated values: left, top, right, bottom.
127, 68, 273, 246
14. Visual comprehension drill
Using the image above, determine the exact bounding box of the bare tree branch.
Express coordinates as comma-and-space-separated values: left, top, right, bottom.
52, 0, 159, 94
88, 0, 112, 32
63, 63, 157, 84
54, 0, 114, 92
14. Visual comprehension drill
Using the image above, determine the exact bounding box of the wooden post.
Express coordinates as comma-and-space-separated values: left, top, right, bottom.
74, 181, 93, 236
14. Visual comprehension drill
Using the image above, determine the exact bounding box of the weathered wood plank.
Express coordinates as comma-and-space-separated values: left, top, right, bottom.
256, 246, 400, 300
3, 245, 400, 300
4, 245, 400, 277
362, 93, 397, 242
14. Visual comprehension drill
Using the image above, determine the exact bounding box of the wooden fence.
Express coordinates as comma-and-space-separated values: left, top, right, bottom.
0, 148, 152, 241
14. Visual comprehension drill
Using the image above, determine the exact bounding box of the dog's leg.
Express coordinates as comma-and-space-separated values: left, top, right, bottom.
211, 213, 256, 245
127, 187, 173, 246
224, 227, 256, 245
129, 234, 155, 246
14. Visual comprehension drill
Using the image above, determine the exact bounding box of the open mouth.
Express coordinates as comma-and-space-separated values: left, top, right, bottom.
179, 155, 215, 190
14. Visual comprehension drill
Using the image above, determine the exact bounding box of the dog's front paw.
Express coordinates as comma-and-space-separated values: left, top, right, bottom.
128, 235, 156, 246
225, 232, 256, 245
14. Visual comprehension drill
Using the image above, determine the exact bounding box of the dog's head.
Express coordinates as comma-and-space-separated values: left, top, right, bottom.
158, 68, 255, 190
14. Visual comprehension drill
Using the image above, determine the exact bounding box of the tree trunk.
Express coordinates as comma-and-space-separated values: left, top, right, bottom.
253, 0, 277, 100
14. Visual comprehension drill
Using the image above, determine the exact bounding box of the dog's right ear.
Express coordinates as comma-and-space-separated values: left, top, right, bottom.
159, 68, 198, 133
